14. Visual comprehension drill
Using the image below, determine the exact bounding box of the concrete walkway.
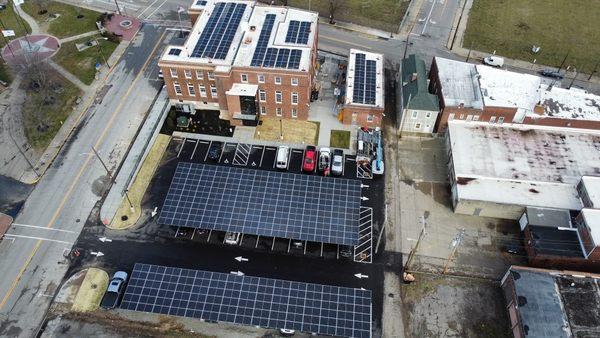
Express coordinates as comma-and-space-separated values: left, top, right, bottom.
59, 30, 100, 44
47, 59, 89, 91
14, 3, 40, 34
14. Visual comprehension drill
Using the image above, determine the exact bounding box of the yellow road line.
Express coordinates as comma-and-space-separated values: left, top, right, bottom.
319, 35, 373, 50
0, 30, 167, 312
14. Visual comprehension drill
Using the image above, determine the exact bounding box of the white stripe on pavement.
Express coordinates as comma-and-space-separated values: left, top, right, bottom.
11, 223, 77, 234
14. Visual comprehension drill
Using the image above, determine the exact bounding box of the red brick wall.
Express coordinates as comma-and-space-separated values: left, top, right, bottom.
341, 105, 384, 127
436, 107, 516, 132
523, 116, 600, 130
159, 62, 219, 104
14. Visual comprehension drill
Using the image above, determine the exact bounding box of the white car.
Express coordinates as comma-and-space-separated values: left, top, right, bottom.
317, 147, 331, 175
331, 149, 344, 176
483, 55, 504, 67
225, 232, 240, 245
276, 145, 290, 170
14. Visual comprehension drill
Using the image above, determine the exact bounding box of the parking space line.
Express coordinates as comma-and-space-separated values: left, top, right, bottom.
204, 141, 212, 162
190, 140, 199, 160
218, 143, 227, 163
259, 148, 266, 167
176, 138, 186, 158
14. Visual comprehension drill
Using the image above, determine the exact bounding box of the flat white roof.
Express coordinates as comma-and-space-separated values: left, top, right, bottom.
581, 176, 600, 208
345, 49, 384, 108
540, 85, 600, 120
581, 208, 600, 245
434, 57, 483, 109
476, 65, 542, 111
226, 83, 258, 96
449, 121, 600, 209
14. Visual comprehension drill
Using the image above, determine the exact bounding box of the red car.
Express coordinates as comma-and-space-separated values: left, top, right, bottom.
302, 145, 317, 173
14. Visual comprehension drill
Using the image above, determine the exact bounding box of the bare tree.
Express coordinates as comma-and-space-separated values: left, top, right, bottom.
328, 0, 342, 24
29, 0, 50, 14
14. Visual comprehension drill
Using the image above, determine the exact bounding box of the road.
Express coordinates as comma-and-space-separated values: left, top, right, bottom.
0, 25, 176, 337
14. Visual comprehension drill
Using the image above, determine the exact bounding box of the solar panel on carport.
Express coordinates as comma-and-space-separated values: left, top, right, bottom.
121, 263, 372, 338
159, 162, 361, 245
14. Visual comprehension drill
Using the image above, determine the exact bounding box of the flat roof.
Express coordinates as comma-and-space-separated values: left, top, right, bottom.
581, 208, 600, 245
541, 85, 600, 121
433, 57, 483, 109
529, 226, 583, 258
345, 49, 384, 108
449, 121, 600, 209
581, 176, 600, 208
525, 207, 572, 228
226, 83, 258, 96
475, 65, 541, 110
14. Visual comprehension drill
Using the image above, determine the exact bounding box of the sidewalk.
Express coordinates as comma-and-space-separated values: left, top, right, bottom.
59, 30, 100, 44
47, 59, 89, 90
14, 3, 40, 34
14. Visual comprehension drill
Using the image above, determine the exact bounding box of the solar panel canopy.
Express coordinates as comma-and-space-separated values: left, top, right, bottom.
352, 53, 378, 105
121, 264, 372, 338
159, 162, 361, 245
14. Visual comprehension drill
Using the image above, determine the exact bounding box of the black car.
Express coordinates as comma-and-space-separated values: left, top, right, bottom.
207, 141, 223, 161
539, 69, 564, 80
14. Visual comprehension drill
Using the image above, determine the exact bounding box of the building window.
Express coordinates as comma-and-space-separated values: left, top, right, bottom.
187, 83, 196, 96
199, 85, 207, 97
260, 106, 267, 115
258, 74, 265, 83
208, 71, 215, 80
170, 68, 178, 77
210, 84, 217, 98
415, 122, 422, 129
490, 116, 497, 123
196, 70, 204, 80
466, 114, 473, 121
459, 113, 465, 119
259, 89, 266, 102
275, 91, 282, 103
184, 69, 192, 79
291, 78, 298, 86
448, 113, 455, 120
241, 73, 248, 83
276, 107, 282, 116
412, 111, 418, 119
367, 114, 374, 122
473, 115, 480, 121
498, 116, 505, 124
291, 92, 298, 105
173, 82, 182, 95
275, 76, 282, 85
291, 108, 297, 118
426, 112, 432, 118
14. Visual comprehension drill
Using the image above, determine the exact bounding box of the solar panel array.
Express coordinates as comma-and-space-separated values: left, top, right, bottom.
352, 53, 378, 105
250, 14, 303, 69
121, 264, 372, 338
159, 162, 361, 245
191, 2, 247, 59
285, 21, 311, 44
195, 0, 207, 5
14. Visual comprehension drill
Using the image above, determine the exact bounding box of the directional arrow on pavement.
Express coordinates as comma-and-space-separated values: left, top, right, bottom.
230, 271, 244, 276
151, 207, 158, 217
361, 196, 369, 201
235, 256, 249, 262
360, 184, 370, 188
354, 273, 368, 279
91, 251, 105, 257
99, 237, 112, 243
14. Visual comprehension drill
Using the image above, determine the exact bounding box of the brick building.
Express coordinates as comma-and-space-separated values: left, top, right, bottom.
400, 54, 439, 135
159, 0, 319, 126
339, 49, 384, 127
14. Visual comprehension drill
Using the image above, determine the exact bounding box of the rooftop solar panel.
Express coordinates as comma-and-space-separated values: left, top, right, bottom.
190, 3, 247, 60
121, 264, 372, 338
288, 49, 302, 69
159, 162, 361, 245
285, 21, 300, 43
352, 53, 378, 105
297, 21, 311, 44
250, 15, 305, 69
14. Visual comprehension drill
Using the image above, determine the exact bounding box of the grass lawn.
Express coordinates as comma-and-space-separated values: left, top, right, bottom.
71, 268, 109, 312
330, 129, 350, 148
22, 69, 81, 151
53, 35, 119, 85
0, 4, 31, 47
22, 1, 100, 38
0, 61, 12, 84
464, 0, 600, 69
263, 0, 409, 32
255, 117, 320, 145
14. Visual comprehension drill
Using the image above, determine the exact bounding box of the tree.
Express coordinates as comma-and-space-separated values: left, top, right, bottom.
29, 0, 50, 15
328, 0, 342, 24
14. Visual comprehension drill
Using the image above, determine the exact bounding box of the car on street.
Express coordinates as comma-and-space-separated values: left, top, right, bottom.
302, 145, 317, 173
331, 149, 344, 176
225, 231, 241, 245
539, 69, 564, 80
207, 141, 223, 161
276, 145, 290, 170
100, 271, 128, 309
483, 55, 504, 67
317, 147, 331, 175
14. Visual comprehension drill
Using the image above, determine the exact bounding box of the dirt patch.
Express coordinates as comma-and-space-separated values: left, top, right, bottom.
71, 268, 109, 312
255, 117, 320, 145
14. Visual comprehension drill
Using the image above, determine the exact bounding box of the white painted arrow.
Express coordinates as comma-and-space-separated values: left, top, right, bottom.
91, 251, 104, 257
235, 256, 249, 262
151, 207, 158, 217
361, 196, 369, 201
99, 237, 112, 243
354, 273, 369, 279
360, 184, 370, 188
230, 271, 244, 276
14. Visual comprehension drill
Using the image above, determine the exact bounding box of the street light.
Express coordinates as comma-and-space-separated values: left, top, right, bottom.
94, 37, 111, 68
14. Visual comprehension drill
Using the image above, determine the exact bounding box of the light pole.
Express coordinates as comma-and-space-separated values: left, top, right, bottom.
95, 37, 111, 68
114, 0, 122, 15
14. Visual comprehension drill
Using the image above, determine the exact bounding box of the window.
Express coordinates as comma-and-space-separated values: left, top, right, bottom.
184, 69, 192, 79
466, 114, 473, 121
291, 92, 298, 105
275, 76, 282, 85
275, 91, 282, 103
208, 71, 215, 80
170, 68, 178, 77
258, 74, 265, 83
412, 111, 418, 119
490, 116, 497, 123
199, 85, 207, 97
291, 108, 297, 118
196, 70, 204, 80
276, 107, 282, 116
367, 114, 374, 122
210, 84, 217, 98
241, 74, 248, 83
448, 113, 455, 120
259, 89, 266, 102
291, 78, 298, 86
498, 116, 505, 124
473, 115, 480, 121
260, 106, 267, 115
415, 122, 422, 129
187, 83, 196, 96
426, 112, 432, 118
173, 82, 182, 95
459, 113, 465, 119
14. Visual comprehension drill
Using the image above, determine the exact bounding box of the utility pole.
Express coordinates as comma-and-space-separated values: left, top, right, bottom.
589, 62, 598, 81
114, 0, 122, 15
404, 216, 426, 271
0, 17, 16, 58
442, 229, 465, 274
91, 146, 134, 212
96, 39, 110, 68
568, 67, 580, 89
557, 50, 570, 73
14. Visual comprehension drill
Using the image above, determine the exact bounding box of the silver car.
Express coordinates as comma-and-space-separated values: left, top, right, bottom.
331, 149, 344, 176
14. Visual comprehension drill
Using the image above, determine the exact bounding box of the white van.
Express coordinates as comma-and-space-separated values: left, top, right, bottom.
483, 55, 504, 67
276, 145, 290, 170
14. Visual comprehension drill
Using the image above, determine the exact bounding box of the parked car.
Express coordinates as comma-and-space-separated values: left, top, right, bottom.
331, 149, 344, 176
302, 145, 317, 173
158, 69, 164, 79
279, 328, 295, 336
276, 145, 290, 170
339, 246, 353, 258
207, 141, 223, 161
317, 147, 331, 175
100, 271, 128, 309
483, 55, 504, 67
539, 69, 564, 80
225, 231, 240, 245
